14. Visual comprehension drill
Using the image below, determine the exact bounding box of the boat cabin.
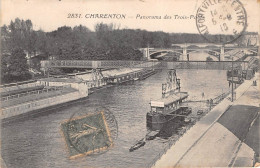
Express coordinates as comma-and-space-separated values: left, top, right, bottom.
150, 92, 188, 115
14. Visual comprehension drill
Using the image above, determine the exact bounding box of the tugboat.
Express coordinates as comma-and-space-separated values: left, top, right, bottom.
146, 69, 191, 130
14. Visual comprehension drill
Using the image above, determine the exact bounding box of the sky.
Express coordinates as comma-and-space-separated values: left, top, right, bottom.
0, 0, 259, 33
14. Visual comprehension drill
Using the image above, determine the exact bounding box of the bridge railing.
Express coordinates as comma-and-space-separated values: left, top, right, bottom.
165, 61, 245, 70
41, 60, 247, 70
42, 60, 161, 69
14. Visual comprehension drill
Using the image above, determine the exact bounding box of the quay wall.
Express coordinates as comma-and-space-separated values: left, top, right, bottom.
1, 91, 85, 119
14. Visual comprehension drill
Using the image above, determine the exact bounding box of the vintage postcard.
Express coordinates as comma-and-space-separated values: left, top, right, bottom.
0, 0, 259, 167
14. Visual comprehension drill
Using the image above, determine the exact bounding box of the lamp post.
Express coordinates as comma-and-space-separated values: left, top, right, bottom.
231, 57, 234, 102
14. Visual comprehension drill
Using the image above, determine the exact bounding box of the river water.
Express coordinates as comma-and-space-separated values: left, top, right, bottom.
188, 51, 219, 61
1, 69, 230, 168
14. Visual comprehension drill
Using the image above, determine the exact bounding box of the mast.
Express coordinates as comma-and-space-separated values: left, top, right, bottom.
162, 69, 181, 97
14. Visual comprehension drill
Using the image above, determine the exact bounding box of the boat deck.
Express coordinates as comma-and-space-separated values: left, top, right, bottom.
0, 85, 45, 97
151, 92, 188, 107
1, 87, 77, 108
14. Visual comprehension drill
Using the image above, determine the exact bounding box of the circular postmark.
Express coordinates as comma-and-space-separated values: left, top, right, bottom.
196, 0, 247, 44
61, 105, 118, 158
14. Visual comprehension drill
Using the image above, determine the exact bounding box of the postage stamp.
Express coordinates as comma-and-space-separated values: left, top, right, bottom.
61, 108, 117, 159
196, 0, 247, 44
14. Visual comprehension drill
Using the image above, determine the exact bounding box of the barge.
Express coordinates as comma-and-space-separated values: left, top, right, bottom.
1, 78, 88, 120
107, 68, 156, 84
146, 69, 191, 130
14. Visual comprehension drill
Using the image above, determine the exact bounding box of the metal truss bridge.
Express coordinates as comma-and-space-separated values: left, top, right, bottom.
41, 60, 248, 70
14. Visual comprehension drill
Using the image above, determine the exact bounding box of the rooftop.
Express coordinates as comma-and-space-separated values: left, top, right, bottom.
39, 77, 83, 83
151, 92, 188, 107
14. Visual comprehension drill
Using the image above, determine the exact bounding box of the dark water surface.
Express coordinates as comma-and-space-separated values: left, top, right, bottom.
2, 69, 229, 168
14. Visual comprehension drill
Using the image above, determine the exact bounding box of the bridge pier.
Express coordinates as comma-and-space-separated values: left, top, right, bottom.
220, 45, 225, 61
140, 47, 150, 60
146, 47, 150, 60
258, 43, 260, 55
182, 44, 188, 61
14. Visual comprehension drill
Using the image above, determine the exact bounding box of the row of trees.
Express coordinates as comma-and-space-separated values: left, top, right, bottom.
0, 18, 173, 83
43, 23, 173, 60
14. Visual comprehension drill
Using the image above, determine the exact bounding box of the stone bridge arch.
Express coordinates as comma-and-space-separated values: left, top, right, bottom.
140, 43, 258, 61
149, 50, 183, 59
187, 49, 220, 57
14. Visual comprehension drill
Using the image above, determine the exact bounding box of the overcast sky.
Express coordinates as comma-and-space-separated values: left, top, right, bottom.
1, 0, 259, 33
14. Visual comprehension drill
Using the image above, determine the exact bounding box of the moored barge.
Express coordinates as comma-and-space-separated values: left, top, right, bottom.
146, 69, 191, 130
107, 68, 156, 84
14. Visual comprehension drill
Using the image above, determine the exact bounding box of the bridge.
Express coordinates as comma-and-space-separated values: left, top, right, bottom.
40, 60, 249, 73
139, 43, 259, 61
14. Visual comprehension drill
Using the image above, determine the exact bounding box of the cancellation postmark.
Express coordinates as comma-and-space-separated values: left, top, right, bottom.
196, 0, 247, 44
61, 106, 118, 159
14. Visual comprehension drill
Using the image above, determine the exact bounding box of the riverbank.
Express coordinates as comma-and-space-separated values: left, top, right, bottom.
153, 73, 259, 167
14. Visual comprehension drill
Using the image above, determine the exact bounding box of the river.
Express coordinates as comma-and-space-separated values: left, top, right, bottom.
1, 69, 230, 168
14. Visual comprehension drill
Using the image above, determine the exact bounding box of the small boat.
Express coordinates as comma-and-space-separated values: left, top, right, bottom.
129, 139, 146, 152
146, 131, 159, 140
133, 77, 139, 81
197, 109, 203, 115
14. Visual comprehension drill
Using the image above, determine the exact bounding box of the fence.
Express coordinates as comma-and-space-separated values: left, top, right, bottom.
212, 92, 230, 105
1, 85, 71, 102
0, 79, 37, 88
0, 82, 42, 94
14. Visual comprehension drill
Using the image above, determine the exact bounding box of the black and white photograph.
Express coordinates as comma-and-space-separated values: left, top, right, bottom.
0, 0, 259, 167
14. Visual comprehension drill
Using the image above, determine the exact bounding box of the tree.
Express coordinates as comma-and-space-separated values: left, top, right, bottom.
1, 19, 36, 83
1, 54, 9, 82
1, 48, 31, 83
9, 48, 28, 74
206, 56, 214, 61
